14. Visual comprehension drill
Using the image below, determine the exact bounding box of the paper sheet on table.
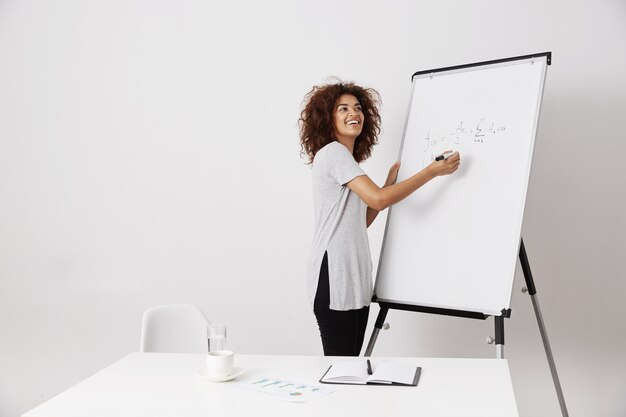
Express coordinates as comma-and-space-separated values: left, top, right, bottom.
235, 377, 338, 402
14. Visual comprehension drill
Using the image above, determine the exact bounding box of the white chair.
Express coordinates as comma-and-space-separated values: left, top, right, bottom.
140, 303, 210, 353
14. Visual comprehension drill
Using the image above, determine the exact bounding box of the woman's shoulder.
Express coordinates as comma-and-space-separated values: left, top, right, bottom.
317, 141, 339, 155
315, 141, 349, 162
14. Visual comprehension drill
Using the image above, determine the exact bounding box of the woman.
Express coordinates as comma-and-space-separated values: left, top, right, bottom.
299, 81, 460, 356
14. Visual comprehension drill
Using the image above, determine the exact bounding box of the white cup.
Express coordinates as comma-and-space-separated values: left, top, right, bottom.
206, 350, 234, 378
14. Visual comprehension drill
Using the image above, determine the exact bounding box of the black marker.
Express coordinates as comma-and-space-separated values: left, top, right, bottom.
435, 151, 457, 161
367, 359, 373, 375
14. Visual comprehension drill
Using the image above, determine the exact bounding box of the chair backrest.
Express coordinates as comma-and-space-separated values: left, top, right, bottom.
140, 303, 210, 353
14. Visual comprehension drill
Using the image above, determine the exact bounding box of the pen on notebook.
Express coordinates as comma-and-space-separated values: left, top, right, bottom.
435, 151, 457, 161
367, 359, 373, 375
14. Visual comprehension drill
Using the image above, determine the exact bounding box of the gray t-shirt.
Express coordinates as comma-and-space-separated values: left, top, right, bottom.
307, 141, 373, 311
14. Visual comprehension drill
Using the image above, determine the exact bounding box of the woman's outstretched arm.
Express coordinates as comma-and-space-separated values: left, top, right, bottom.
352, 152, 460, 213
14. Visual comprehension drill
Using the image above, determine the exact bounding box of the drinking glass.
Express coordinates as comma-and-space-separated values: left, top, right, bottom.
208, 324, 227, 352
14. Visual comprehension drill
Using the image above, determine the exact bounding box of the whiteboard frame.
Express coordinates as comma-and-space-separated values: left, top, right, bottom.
373, 52, 551, 318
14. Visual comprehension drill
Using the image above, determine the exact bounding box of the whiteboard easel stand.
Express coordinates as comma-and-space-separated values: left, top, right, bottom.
518, 239, 569, 417
490, 308, 511, 359
364, 238, 569, 417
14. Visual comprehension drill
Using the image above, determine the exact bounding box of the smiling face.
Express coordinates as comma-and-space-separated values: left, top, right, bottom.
333, 94, 364, 142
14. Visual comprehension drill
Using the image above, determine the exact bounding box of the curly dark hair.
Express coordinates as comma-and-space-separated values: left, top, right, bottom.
299, 81, 381, 164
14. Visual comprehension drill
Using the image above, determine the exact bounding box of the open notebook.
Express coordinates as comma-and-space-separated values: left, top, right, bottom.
319, 360, 421, 386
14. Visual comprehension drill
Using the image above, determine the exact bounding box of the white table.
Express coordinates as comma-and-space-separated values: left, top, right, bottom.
23, 353, 518, 417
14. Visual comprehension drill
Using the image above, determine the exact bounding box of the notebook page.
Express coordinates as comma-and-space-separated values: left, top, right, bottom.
323, 361, 370, 383
367, 363, 417, 385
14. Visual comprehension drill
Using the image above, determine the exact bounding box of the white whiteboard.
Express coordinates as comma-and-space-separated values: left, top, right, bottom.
374, 55, 548, 316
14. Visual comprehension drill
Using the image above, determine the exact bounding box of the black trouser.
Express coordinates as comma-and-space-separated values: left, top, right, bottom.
314, 252, 369, 356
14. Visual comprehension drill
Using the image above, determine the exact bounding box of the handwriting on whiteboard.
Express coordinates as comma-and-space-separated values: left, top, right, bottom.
421, 117, 507, 166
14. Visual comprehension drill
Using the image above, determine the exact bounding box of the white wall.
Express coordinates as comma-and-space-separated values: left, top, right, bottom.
1, 1, 625, 416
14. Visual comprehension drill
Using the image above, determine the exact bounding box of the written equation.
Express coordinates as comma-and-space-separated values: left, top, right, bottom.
420, 118, 507, 166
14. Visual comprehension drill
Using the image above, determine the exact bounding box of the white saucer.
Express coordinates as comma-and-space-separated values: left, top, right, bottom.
198, 367, 244, 382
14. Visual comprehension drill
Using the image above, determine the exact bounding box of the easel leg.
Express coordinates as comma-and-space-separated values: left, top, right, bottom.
519, 239, 570, 417
364, 306, 388, 357
495, 315, 505, 359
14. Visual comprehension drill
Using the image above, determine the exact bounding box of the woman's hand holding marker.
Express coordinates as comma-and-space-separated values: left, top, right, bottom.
429, 150, 461, 177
